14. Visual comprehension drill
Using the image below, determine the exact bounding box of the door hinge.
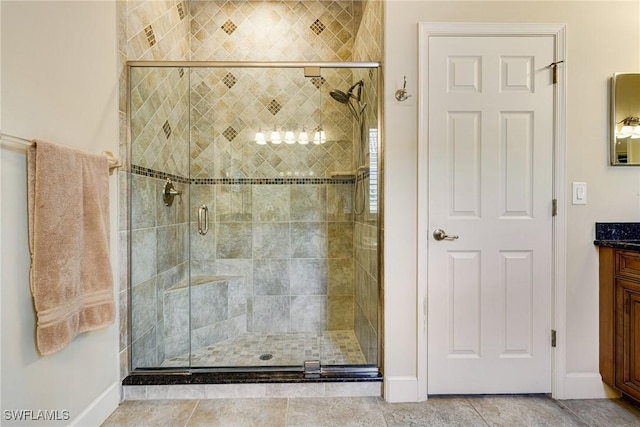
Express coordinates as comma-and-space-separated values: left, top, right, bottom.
552, 199, 557, 217
551, 329, 557, 347
548, 60, 564, 84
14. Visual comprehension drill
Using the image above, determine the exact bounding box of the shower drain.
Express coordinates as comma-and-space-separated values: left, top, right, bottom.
259, 353, 273, 361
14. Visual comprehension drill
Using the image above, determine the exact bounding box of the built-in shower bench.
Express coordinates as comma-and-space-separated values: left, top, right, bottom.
163, 275, 247, 359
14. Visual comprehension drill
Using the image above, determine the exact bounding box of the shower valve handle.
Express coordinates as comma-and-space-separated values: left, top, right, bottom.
163, 179, 182, 206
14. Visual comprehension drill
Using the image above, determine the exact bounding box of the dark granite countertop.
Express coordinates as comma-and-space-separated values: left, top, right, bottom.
594, 222, 640, 251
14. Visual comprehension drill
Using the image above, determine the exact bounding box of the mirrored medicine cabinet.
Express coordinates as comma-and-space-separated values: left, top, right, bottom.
611, 73, 640, 165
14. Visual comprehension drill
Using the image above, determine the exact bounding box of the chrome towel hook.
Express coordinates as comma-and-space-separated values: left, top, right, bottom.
395, 76, 412, 101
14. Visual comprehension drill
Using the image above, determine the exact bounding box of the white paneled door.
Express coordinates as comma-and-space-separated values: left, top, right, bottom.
427, 36, 554, 394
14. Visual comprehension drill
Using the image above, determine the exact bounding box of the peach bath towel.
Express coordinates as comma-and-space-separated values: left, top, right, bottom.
27, 139, 115, 355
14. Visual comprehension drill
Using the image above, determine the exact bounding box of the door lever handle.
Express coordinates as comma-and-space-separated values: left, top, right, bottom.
433, 229, 459, 241
198, 204, 209, 236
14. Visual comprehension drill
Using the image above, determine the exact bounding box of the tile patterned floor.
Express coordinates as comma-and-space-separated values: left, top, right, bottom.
103, 395, 640, 427
161, 331, 367, 368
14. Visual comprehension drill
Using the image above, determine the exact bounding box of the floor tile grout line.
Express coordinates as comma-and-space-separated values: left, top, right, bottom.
555, 400, 593, 426
183, 399, 200, 427
284, 397, 290, 426
463, 396, 493, 426
376, 397, 391, 427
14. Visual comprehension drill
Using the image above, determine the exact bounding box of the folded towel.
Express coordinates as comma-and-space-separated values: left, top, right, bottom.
27, 139, 115, 355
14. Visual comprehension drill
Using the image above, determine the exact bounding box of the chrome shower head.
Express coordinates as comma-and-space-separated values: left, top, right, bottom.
329, 80, 364, 104
330, 89, 351, 104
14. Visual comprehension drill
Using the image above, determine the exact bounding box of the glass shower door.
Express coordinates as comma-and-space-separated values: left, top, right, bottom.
129, 66, 191, 370
129, 63, 381, 373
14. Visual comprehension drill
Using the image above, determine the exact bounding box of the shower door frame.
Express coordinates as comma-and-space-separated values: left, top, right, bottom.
126, 61, 384, 378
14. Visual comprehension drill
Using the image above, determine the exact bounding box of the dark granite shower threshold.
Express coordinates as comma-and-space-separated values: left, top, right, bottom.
123, 369, 382, 386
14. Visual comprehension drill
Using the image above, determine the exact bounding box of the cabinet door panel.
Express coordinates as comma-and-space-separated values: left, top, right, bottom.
616, 251, 640, 281
631, 291, 640, 389
616, 279, 640, 400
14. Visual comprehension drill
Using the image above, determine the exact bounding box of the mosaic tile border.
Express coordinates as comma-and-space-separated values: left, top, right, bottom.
132, 164, 355, 185
131, 164, 190, 184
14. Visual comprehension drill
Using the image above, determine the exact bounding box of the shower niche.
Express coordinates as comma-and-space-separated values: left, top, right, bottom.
128, 63, 382, 375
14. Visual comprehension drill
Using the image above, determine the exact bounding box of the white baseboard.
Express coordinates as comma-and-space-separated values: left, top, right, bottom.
69, 381, 120, 427
560, 373, 620, 400
384, 376, 422, 402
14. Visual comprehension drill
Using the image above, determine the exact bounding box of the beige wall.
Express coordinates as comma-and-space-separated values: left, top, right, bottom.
2, 0, 638, 417
384, 0, 640, 401
1, 1, 120, 425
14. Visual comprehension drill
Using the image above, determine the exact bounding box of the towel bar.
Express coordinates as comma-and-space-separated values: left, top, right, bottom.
1, 132, 123, 175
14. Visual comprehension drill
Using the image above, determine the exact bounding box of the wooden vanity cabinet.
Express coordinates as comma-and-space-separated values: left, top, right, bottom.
599, 247, 640, 402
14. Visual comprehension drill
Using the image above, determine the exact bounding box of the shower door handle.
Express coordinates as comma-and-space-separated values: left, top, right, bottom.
198, 204, 209, 236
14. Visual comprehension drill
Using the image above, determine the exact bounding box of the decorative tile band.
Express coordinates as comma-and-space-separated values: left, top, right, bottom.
144, 25, 156, 47
221, 19, 237, 35
177, 2, 185, 21
131, 165, 355, 185
131, 165, 190, 184
191, 177, 354, 185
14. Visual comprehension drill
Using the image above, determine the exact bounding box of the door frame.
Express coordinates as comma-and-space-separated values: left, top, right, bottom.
417, 22, 567, 399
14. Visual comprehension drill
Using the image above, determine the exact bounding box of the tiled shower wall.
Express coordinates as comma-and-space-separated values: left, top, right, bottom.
189, 66, 355, 179
128, 65, 192, 368
189, 0, 358, 62
129, 64, 362, 366
118, 0, 191, 378
119, 0, 383, 377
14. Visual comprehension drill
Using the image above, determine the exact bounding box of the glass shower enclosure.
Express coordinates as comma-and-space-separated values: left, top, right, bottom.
128, 62, 381, 374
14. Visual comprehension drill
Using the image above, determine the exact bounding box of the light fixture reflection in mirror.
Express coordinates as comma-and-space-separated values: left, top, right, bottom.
616, 117, 640, 139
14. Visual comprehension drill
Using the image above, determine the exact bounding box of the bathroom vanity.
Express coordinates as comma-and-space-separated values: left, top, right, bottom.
595, 223, 640, 403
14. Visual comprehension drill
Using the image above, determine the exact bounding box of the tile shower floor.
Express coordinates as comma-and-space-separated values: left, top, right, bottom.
161, 330, 367, 368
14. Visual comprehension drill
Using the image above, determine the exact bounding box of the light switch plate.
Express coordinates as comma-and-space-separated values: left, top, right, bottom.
572, 182, 587, 205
